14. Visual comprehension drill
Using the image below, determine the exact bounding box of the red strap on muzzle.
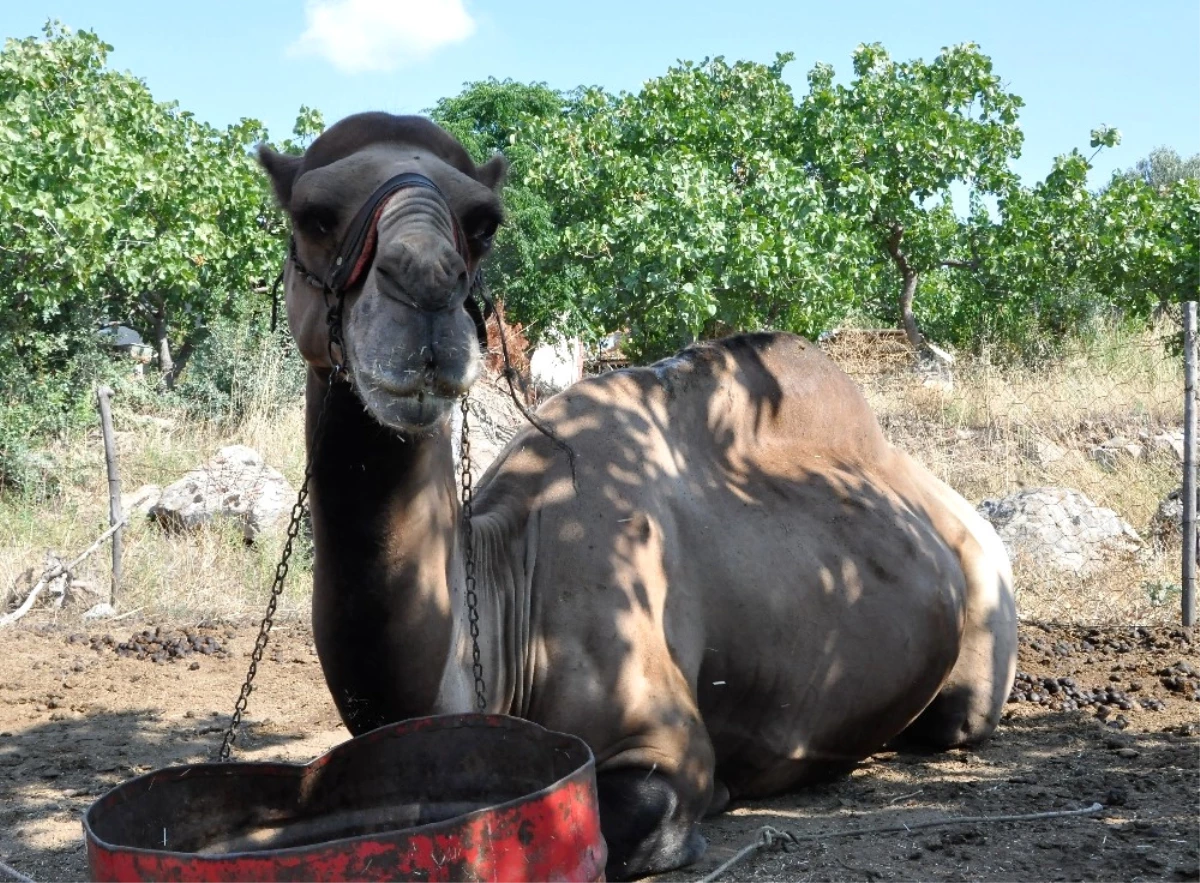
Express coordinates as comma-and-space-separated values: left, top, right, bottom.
342, 197, 392, 292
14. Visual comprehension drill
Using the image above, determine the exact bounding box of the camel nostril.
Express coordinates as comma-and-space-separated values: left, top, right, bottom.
375, 263, 398, 291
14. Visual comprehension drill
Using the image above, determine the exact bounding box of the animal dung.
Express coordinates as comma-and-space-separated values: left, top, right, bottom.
68, 626, 228, 663
1007, 624, 1199, 720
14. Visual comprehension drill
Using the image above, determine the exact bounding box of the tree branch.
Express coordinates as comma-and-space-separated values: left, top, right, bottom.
1, 518, 128, 628
884, 224, 913, 276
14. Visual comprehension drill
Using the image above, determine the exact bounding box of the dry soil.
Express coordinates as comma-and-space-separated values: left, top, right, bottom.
0, 619, 1196, 882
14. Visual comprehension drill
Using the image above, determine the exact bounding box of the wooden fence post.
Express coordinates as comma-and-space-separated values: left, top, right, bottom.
96, 385, 123, 606
1183, 302, 1196, 628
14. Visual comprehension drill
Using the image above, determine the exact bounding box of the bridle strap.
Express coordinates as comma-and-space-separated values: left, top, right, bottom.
278, 170, 483, 368
327, 171, 468, 292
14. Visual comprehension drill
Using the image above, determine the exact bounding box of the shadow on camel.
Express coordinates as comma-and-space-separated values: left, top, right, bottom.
256, 112, 1018, 880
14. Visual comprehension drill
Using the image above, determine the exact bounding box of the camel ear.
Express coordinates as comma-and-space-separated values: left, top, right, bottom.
257, 145, 303, 208
476, 154, 508, 192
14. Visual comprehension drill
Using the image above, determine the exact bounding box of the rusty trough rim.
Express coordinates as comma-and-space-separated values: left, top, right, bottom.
82, 712, 598, 863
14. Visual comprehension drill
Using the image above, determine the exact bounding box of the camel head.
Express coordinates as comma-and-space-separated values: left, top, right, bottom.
259, 113, 508, 433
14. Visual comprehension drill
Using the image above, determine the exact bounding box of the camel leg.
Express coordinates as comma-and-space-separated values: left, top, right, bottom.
899, 568, 1018, 748
596, 768, 707, 880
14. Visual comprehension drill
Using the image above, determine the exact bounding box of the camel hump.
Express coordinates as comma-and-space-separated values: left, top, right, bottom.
489, 331, 891, 503
651, 331, 890, 466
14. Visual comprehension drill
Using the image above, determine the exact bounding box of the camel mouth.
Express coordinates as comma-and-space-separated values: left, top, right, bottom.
352, 373, 460, 434
363, 388, 458, 434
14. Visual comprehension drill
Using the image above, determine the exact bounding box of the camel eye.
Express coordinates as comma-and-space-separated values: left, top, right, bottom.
466, 214, 501, 250
297, 205, 339, 238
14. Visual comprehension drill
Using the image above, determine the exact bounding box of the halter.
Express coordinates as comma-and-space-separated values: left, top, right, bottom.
277, 171, 482, 369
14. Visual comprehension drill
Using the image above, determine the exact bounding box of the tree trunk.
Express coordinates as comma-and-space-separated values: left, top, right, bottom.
885, 224, 927, 352
153, 307, 176, 390
899, 269, 925, 351
169, 336, 199, 387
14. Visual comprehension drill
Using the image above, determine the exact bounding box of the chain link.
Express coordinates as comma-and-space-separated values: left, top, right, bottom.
325, 289, 346, 371
460, 396, 488, 712
217, 364, 342, 761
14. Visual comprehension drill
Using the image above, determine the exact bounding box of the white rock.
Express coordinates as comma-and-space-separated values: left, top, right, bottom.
150, 445, 294, 541
1090, 436, 1150, 469
529, 337, 583, 394
1025, 438, 1067, 468
120, 484, 161, 517
83, 603, 117, 620
976, 487, 1141, 575
1150, 430, 1185, 463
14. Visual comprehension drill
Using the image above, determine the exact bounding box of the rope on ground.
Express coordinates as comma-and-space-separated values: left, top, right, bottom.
0, 859, 35, 883
698, 801, 1104, 882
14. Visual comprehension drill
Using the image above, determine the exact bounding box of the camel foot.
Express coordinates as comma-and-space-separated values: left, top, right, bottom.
596, 768, 706, 880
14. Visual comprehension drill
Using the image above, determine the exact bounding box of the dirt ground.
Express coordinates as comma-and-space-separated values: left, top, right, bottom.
0, 618, 1196, 883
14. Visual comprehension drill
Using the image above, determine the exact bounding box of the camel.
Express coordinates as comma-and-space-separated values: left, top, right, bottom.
257, 113, 1018, 880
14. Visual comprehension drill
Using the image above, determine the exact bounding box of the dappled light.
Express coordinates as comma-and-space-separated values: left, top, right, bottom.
0, 18, 1195, 881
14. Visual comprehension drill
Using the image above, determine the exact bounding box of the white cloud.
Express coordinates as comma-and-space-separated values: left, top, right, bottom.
288, 0, 476, 74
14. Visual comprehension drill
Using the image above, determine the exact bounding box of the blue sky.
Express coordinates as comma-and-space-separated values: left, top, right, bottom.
4, 0, 1198, 186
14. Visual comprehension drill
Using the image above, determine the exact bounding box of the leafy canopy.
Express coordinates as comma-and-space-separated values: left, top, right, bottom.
0, 22, 301, 486
0, 22, 284, 387
523, 55, 871, 359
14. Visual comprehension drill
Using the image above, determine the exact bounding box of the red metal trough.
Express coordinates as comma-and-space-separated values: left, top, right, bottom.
83, 714, 606, 882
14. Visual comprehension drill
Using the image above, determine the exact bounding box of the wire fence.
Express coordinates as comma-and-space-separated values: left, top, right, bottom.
821, 305, 1195, 627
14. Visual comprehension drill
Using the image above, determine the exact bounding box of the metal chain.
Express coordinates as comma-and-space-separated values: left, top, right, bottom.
459, 396, 488, 712
325, 287, 346, 370
217, 361, 342, 761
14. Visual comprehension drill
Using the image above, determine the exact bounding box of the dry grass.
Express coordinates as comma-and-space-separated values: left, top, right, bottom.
1, 323, 1189, 627
0, 347, 311, 625
828, 322, 1186, 625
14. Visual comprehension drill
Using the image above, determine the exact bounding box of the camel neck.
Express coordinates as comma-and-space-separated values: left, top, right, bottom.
303, 369, 465, 732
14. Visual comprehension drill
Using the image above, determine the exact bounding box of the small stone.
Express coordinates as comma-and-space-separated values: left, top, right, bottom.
1115, 748, 1140, 759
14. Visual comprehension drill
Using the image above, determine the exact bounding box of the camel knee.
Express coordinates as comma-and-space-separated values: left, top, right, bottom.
899, 683, 1000, 749
596, 768, 706, 880
901, 593, 1018, 750
705, 779, 731, 818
